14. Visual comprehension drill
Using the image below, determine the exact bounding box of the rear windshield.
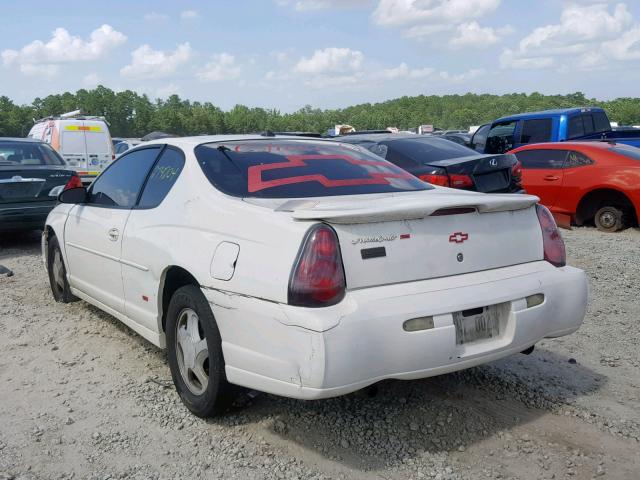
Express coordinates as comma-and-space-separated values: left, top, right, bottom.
610, 145, 640, 160
195, 140, 430, 198
388, 137, 478, 163
0, 141, 64, 166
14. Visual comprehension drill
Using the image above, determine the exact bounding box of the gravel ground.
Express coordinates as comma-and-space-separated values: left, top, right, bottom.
0, 227, 639, 480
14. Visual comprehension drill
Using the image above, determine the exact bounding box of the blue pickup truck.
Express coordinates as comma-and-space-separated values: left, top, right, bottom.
471, 107, 640, 154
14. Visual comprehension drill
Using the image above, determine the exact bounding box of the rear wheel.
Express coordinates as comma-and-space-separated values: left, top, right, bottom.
47, 236, 78, 303
594, 206, 625, 232
166, 285, 233, 417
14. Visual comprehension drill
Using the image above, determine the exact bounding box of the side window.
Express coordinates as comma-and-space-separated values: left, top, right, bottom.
581, 114, 595, 135
593, 111, 610, 133
138, 147, 185, 209
485, 121, 516, 154
88, 147, 161, 208
368, 143, 388, 159
383, 145, 419, 169
520, 119, 552, 144
115, 142, 129, 154
568, 115, 585, 139
564, 150, 594, 168
515, 149, 567, 169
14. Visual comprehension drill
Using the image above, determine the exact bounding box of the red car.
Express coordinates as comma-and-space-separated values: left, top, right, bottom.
509, 142, 640, 232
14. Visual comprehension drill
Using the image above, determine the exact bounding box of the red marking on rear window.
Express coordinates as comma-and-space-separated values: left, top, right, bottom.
400, 234, 411, 239
142, 295, 149, 302
247, 154, 413, 193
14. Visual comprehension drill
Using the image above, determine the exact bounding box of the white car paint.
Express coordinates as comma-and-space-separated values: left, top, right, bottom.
43, 135, 588, 400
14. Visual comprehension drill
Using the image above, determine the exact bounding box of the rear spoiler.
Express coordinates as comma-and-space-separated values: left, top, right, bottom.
278, 192, 539, 224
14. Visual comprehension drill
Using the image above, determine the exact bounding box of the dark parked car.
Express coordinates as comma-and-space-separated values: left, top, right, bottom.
0, 138, 81, 232
336, 133, 523, 193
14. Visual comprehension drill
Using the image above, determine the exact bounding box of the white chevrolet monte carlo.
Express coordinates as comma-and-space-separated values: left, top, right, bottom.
43, 135, 588, 417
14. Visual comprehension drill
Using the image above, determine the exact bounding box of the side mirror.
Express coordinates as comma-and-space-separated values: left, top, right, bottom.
58, 187, 88, 204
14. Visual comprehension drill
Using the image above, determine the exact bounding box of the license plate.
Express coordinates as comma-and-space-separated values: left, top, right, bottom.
453, 305, 501, 345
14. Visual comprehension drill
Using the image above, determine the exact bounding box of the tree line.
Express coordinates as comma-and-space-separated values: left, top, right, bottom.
1, 86, 640, 138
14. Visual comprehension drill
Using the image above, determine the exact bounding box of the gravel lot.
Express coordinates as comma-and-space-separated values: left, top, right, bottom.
0, 227, 639, 480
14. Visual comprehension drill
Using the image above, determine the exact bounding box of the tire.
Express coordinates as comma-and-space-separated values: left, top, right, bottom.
166, 285, 233, 417
594, 206, 625, 232
47, 236, 78, 303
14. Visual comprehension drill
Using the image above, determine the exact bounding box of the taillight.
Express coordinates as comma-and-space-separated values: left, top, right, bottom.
288, 224, 346, 307
512, 159, 523, 180
419, 168, 473, 189
536, 204, 566, 267
419, 173, 449, 187
449, 174, 473, 188
63, 174, 83, 191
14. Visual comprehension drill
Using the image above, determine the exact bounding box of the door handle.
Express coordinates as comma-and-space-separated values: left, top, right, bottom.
108, 228, 120, 241
543, 175, 560, 181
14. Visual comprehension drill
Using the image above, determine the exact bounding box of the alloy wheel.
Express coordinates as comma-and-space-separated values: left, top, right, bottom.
175, 308, 209, 395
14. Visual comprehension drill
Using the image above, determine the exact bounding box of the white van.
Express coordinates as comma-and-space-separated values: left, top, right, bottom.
28, 111, 114, 183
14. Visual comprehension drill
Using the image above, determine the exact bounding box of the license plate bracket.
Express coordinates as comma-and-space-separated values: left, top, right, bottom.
453, 304, 501, 345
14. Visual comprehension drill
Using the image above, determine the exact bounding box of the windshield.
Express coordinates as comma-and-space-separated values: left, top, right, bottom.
388, 137, 478, 163
195, 140, 430, 198
0, 141, 64, 166
610, 145, 640, 160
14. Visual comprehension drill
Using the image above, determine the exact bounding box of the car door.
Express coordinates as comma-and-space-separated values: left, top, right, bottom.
120, 146, 186, 332
485, 121, 517, 154
514, 149, 567, 208
64, 146, 162, 313
470, 124, 490, 152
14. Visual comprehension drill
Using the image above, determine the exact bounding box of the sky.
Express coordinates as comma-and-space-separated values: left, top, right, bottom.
1, 0, 640, 112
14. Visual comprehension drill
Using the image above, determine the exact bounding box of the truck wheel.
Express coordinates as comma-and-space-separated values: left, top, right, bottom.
594, 206, 625, 232
166, 285, 234, 417
47, 236, 78, 303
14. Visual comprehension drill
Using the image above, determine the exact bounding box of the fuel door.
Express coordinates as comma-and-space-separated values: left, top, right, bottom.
210, 242, 240, 281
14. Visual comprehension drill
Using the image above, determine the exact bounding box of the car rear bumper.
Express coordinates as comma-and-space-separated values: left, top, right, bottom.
204, 261, 588, 400
0, 202, 56, 231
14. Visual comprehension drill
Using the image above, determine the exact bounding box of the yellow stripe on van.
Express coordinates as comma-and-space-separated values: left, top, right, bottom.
64, 125, 102, 132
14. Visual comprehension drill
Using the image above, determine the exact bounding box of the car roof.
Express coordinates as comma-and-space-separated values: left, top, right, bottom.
335, 133, 425, 143
512, 141, 619, 152
0, 137, 45, 144
495, 107, 605, 123
144, 134, 340, 149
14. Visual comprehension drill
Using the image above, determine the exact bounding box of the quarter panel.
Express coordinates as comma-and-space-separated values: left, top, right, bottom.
120, 149, 312, 333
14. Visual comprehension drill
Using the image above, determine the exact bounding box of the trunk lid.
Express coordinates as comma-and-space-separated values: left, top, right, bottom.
258, 189, 543, 289
425, 153, 517, 193
0, 166, 74, 204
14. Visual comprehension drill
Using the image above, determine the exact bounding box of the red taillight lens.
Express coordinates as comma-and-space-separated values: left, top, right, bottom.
419, 174, 450, 187
418, 172, 473, 189
448, 174, 474, 188
512, 159, 523, 180
288, 224, 346, 307
63, 174, 83, 191
536, 204, 566, 267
